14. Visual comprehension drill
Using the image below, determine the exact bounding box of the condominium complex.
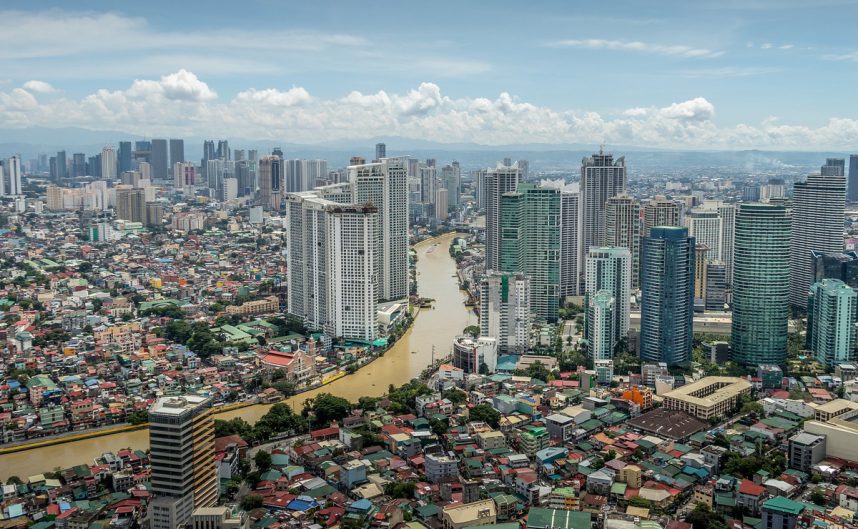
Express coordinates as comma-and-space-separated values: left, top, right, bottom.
559, 190, 580, 297
484, 162, 522, 271
579, 151, 626, 274
662, 377, 752, 420
584, 247, 631, 361
604, 194, 641, 289
807, 279, 857, 367
642, 195, 680, 236
480, 272, 531, 354
148, 395, 217, 529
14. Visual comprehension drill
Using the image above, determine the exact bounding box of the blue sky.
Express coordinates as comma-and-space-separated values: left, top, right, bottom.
1, 0, 857, 148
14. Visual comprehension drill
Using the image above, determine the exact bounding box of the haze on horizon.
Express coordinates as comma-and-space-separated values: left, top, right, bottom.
1, 0, 858, 150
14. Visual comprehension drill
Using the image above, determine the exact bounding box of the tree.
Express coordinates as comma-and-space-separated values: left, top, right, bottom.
809, 488, 827, 506
463, 325, 480, 338
254, 450, 272, 472
686, 503, 728, 529
6, 476, 22, 485
628, 496, 650, 508
525, 361, 550, 382
442, 389, 467, 405
305, 393, 352, 427
469, 403, 501, 427
240, 494, 264, 511
127, 411, 149, 425
384, 481, 416, 499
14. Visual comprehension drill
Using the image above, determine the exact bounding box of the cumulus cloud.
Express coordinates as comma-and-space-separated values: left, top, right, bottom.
1, 71, 857, 149
22, 80, 55, 93
549, 38, 723, 58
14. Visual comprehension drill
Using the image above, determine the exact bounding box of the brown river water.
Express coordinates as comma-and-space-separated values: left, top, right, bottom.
0, 232, 475, 480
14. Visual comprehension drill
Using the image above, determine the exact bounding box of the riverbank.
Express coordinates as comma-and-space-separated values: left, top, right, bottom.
0, 232, 474, 478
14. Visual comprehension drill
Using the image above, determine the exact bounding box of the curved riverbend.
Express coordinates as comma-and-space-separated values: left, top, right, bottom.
0, 232, 474, 480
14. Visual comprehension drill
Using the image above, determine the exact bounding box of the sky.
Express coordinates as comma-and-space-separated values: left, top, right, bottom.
1, 0, 858, 150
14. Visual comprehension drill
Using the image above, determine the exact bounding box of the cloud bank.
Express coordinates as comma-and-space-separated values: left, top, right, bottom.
1, 70, 857, 150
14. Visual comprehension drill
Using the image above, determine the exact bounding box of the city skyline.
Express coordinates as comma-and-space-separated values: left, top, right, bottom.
1, 1, 858, 149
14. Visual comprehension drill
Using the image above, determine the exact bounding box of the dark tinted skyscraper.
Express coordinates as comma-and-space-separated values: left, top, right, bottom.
640, 226, 695, 366
849, 155, 858, 202
118, 141, 132, 173
811, 250, 858, 289
151, 139, 168, 180
216, 140, 230, 160
375, 142, 386, 161
821, 158, 846, 176
56, 150, 67, 180
169, 139, 184, 166
72, 153, 87, 177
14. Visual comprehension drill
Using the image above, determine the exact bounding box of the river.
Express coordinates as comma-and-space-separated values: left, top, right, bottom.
0, 232, 474, 480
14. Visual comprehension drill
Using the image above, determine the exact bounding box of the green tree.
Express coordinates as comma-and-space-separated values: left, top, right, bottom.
127, 411, 149, 425
809, 488, 827, 506
628, 496, 650, 508
305, 393, 352, 427
442, 389, 467, 405
469, 403, 501, 427
254, 450, 272, 472
463, 325, 480, 338
384, 481, 416, 499
686, 503, 728, 529
240, 494, 264, 511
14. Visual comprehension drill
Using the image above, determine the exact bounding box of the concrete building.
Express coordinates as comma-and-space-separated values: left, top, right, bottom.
805, 408, 858, 461
684, 209, 723, 265
115, 187, 146, 223
807, 279, 857, 367
426, 452, 459, 484
790, 173, 847, 309
101, 146, 117, 180
643, 195, 680, 236
349, 157, 409, 301
452, 335, 498, 374
560, 190, 580, 297
441, 499, 497, 529
604, 194, 641, 289
662, 377, 752, 420
258, 155, 282, 211
788, 432, 826, 472
849, 154, 858, 202
484, 162, 522, 271
586, 291, 616, 362
479, 272, 530, 354
148, 395, 217, 529
732, 203, 791, 366
191, 507, 248, 529
286, 192, 377, 340
640, 227, 695, 366
584, 247, 631, 361
151, 139, 169, 181
579, 150, 626, 278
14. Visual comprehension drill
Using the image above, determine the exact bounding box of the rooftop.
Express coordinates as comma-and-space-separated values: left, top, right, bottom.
626, 409, 709, 440
662, 376, 751, 406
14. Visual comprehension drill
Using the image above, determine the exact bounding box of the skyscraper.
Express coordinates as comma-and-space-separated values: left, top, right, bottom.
115, 187, 146, 222
580, 151, 626, 275
806, 279, 857, 368
694, 244, 710, 304
731, 203, 791, 366
640, 227, 695, 366
484, 162, 522, 271
714, 202, 736, 285
584, 247, 631, 361
479, 272, 531, 354
258, 155, 282, 210
498, 183, 561, 321
169, 139, 185, 167
789, 173, 846, 309
71, 153, 87, 177
148, 395, 217, 529
286, 192, 378, 340
375, 142, 386, 161
441, 163, 461, 209
821, 158, 846, 176
705, 260, 727, 311
349, 157, 409, 301
604, 194, 640, 289
101, 146, 117, 180
684, 209, 723, 262
55, 150, 67, 180
643, 195, 680, 235
419, 163, 437, 205
118, 141, 133, 173
7, 156, 22, 196
559, 190, 580, 297
810, 250, 858, 288
216, 140, 230, 160
151, 139, 168, 180
849, 155, 858, 202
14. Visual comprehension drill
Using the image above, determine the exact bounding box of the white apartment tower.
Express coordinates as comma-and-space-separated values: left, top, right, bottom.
560, 190, 580, 297
684, 209, 723, 263
101, 146, 117, 180
643, 195, 680, 236
604, 194, 641, 290
480, 272, 531, 354
286, 192, 377, 340
585, 247, 631, 361
579, 151, 626, 287
484, 162, 522, 271
790, 173, 847, 308
349, 157, 409, 301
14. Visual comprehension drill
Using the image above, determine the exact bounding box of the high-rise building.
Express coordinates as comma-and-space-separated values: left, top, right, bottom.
101, 146, 117, 180
349, 157, 409, 301
7, 156, 22, 196
0, 162, 5, 196
71, 153, 87, 177
148, 395, 217, 529
419, 162, 436, 205
640, 227, 695, 366
88, 154, 101, 178
807, 279, 857, 368
473, 169, 487, 210
821, 158, 846, 176
579, 151, 626, 276
284, 159, 329, 193
435, 188, 449, 222
484, 162, 522, 271
789, 173, 846, 309
479, 272, 530, 354
705, 260, 727, 311
684, 209, 722, 263
174, 162, 196, 189
118, 141, 133, 173
732, 203, 791, 366
714, 202, 736, 285
560, 190, 580, 297
643, 196, 680, 235
115, 186, 146, 222
375, 142, 386, 161
499, 183, 561, 321
811, 250, 858, 288
584, 247, 631, 361
849, 155, 858, 202
452, 336, 498, 374
604, 194, 640, 290
151, 139, 168, 181
693, 244, 710, 304
55, 150, 67, 180
286, 192, 377, 340
216, 140, 230, 161
170, 139, 185, 168
258, 155, 282, 211
441, 163, 461, 209
743, 184, 761, 202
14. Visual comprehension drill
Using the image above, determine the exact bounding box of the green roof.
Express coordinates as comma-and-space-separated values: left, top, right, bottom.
526, 507, 591, 529
762, 496, 805, 515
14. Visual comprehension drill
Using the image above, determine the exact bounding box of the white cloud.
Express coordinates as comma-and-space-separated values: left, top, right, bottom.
22, 80, 55, 93
1, 71, 857, 150
549, 38, 724, 58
